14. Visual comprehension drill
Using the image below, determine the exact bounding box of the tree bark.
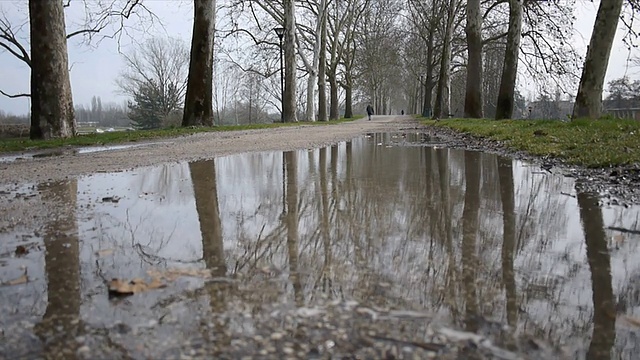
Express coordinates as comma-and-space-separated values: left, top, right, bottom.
29, 0, 76, 139
572, 0, 623, 119
301, 0, 328, 122
344, 72, 353, 118
422, 20, 435, 118
318, 3, 328, 122
495, 0, 523, 120
283, 0, 298, 122
328, 73, 339, 119
433, 0, 456, 119
464, 0, 483, 118
182, 0, 215, 127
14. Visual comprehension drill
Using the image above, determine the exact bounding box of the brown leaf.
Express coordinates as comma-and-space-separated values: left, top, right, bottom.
15, 245, 28, 256
108, 276, 167, 297
146, 267, 212, 282
2, 274, 28, 286
622, 315, 640, 327
96, 249, 114, 257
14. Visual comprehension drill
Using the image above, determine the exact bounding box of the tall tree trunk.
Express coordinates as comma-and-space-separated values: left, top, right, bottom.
304, 71, 317, 122
302, 0, 328, 122
433, 0, 456, 119
572, 0, 623, 119
344, 73, 353, 118
182, 0, 215, 127
318, 5, 328, 122
495, 0, 523, 120
328, 72, 339, 119
29, 0, 76, 140
464, 0, 483, 118
423, 22, 435, 118
283, 0, 298, 122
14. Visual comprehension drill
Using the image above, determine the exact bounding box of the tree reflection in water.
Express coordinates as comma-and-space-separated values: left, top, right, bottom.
34, 180, 81, 360
284, 151, 303, 306
578, 193, 615, 360
190, 159, 231, 354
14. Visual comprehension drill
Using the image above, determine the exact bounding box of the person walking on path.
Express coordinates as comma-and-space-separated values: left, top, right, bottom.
366, 104, 374, 121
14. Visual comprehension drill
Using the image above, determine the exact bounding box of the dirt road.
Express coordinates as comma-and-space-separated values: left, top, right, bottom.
0, 116, 418, 186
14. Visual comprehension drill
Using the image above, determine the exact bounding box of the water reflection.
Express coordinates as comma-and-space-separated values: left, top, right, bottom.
35, 180, 81, 359
578, 193, 616, 360
2, 133, 640, 358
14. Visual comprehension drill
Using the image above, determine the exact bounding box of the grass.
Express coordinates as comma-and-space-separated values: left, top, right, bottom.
423, 118, 640, 168
0, 117, 360, 154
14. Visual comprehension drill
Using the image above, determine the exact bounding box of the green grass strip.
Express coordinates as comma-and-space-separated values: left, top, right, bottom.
423, 118, 640, 168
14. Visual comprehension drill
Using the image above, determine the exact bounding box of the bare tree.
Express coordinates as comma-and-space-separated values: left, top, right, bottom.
0, 0, 158, 99
495, 0, 523, 120
572, 0, 624, 119
283, 0, 298, 122
116, 36, 189, 120
297, 0, 329, 122
433, 0, 460, 119
317, 2, 328, 122
464, 0, 483, 118
29, 0, 75, 139
183, 0, 216, 127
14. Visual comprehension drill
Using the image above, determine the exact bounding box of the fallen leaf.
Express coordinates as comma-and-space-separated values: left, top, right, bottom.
15, 245, 28, 256
622, 315, 640, 327
2, 274, 28, 286
96, 249, 114, 257
147, 267, 212, 282
108, 277, 167, 297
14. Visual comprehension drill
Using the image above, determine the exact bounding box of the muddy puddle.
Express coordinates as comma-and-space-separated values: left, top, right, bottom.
0, 143, 158, 164
1, 133, 640, 359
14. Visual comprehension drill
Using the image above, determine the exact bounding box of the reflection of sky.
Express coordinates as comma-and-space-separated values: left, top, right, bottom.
3, 136, 640, 357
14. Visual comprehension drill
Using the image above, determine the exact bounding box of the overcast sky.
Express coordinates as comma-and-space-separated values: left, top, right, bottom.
0, 0, 637, 116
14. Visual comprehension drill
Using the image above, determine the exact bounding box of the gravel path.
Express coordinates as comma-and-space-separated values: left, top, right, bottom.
0, 116, 419, 186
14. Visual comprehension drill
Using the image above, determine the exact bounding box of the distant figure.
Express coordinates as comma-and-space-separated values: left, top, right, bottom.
366, 104, 374, 121
401, 110, 404, 115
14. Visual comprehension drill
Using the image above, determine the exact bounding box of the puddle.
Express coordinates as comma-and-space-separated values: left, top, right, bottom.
75, 143, 150, 154
1, 132, 640, 358
0, 143, 159, 163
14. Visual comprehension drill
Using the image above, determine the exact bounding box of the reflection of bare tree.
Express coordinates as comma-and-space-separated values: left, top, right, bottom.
498, 157, 518, 328
437, 148, 459, 320
189, 159, 231, 354
285, 151, 303, 305
189, 160, 226, 278
34, 180, 81, 359
462, 152, 481, 333
577, 193, 615, 360
318, 148, 333, 295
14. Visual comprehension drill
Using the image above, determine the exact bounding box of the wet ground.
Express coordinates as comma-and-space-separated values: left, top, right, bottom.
1, 131, 640, 359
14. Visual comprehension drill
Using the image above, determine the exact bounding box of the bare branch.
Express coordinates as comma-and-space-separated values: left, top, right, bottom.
0, 89, 30, 98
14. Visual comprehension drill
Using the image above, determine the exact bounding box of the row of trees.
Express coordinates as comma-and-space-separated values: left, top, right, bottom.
0, 0, 636, 139
0, 0, 215, 139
